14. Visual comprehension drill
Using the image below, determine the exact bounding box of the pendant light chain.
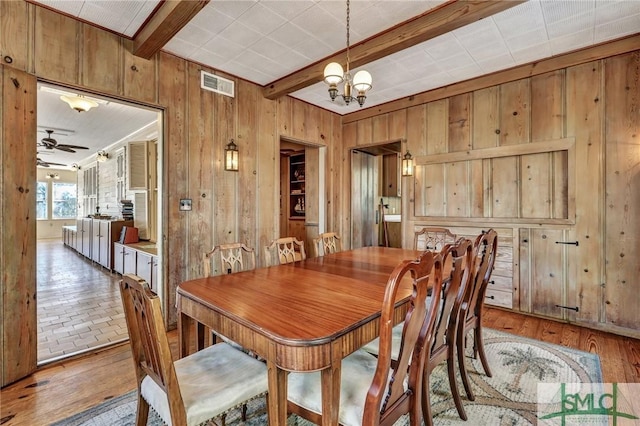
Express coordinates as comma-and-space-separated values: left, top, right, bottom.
346, 0, 350, 74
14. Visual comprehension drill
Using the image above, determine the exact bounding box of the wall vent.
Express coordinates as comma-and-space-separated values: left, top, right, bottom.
200, 71, 234, 98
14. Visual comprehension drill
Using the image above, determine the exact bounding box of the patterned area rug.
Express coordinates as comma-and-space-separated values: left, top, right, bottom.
52, 328, 602, 426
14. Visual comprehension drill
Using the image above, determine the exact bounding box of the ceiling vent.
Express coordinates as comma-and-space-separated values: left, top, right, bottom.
200, 71, 234, 98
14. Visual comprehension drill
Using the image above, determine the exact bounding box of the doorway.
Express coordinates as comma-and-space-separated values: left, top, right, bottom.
36, 82, 162, 364
350, 141, 402, 249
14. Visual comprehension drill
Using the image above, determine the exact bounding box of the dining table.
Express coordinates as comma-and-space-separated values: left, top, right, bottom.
177, 246, 425, 426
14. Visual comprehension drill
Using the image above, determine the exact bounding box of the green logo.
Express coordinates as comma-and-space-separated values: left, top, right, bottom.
540, 383, 639, 425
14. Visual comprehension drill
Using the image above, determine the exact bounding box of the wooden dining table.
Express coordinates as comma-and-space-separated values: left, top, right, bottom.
177, 246, 424, 426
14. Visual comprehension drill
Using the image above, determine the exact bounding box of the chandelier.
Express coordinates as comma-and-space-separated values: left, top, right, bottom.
323, 0, 372, 107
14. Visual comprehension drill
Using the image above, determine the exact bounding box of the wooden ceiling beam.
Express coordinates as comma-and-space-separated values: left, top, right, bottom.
262, 0, 524, 100
133, 0, 209, 60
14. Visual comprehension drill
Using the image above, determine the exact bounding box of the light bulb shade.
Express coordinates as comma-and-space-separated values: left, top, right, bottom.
402, 151, 414, 177
60, 95, 99, 112
96, 150, 109, 162
323, 62, 344, 85
225, 139, 239, 171
352, 70, 372, 93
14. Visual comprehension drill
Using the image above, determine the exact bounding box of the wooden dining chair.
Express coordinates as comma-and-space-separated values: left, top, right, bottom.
359, 238, 475, 424
119, 274, 268, 426
264, 236, 306, 266
311, 232, 341, 257
457, 228, 498, 402
414, 227, 457, 251
203, 242, 256, 276
287, 250, 444, 426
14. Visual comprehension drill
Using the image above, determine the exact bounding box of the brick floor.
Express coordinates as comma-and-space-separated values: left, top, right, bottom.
37, 239, 128, 364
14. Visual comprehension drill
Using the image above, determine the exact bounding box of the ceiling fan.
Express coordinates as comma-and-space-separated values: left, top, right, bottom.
39, 129, 89, 153
37, 157, 67, 168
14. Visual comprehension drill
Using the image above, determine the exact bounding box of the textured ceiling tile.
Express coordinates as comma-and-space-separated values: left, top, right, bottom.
493, 0, 545, 30
163, 38, 200, 59
238, 2, 287, 36
504, 28, 550, 52
423, 32, 467, 61
595, 15, 640, 42
540, 0, 593, 25
218, 20, 263, 49
264, 0, 316, 21
510, 42, 552, 64
549, 29, 594, 55
547, 10, 595, 39
209, 0, 256, 20
476, 52, 516, 74
188, 7, 235, 34
202, 36, 244, 60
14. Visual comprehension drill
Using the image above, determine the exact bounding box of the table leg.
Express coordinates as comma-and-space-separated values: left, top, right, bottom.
267, 360, 288, 426
320, 363, 341, 426
178, 312, 193, 358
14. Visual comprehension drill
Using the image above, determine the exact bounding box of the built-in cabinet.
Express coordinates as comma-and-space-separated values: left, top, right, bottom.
62, 225, 77, 250
113, 242, 158, 292
74, 218, 133, 270
283, 152, 306, 243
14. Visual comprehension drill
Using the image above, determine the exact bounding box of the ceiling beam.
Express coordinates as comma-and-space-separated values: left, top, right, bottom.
262, 0, 524, 100
133, 0, 209, 60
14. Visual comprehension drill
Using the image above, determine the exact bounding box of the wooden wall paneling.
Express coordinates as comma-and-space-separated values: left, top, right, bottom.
319, 109, 336, 233
305, 146, 319, 255
491, 156, 519, 217
328, 113, 342, 235
426, 100, 447, 154
499, 79, 531, 146
81, 25, 122, 94
291, 100, 306, 140
277, 97, 292, 137
237, 80, 258, 249
531, 71, 565, 142
34, 7, 79, 84
186, 63, 214, 278
472, 87, 499, 149
372, 114, 388, 142
552, 150, 569, 219
0, 1, 31, 72
122, 39, 157, 104
256, 94, 277, 262
520, 153, 552, 218
388, 109, 406, 142
341, 122, 357, 249
604, 52, 640, 331
1, 66, 37, 386
445, 161, 468, 217
469, 159, 484, 217
404, 105, 424, 242
518, 228, 532, 312
303, 102, 320, 143
448, 93, 471, 152
356, 117, 372, 146
158, 52, 188, 326
419, 164, 446, 217
566, 61, 603, 324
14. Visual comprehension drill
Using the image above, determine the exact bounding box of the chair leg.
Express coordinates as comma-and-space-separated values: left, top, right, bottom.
421, 374, 434, 426
457, 326, 475, 401
135, 394, 150, 426
475, 325, 492, 377
447, 355, 467, 420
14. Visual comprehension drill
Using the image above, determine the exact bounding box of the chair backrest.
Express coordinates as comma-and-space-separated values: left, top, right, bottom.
464, 229, 498, 322
120, 274, 186, 425
203, 243, 256, 276
414, 227, 457, 251
311, 232, 341, 257
264, 237, 306, 266
430, 238, 474, 359
363, 250, 444, 426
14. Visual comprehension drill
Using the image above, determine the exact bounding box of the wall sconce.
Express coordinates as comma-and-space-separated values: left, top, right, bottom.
71, 163, 81, 170
60, 95, 99, 113
225, 139, 238, 171
96, 150, 109, 162
401, 151, 414, 177
45, 173, 60, 179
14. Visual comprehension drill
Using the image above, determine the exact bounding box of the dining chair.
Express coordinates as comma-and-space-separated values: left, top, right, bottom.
457, 228, 498, 402
119, 274, 269, 426
287, 250, 444, 426
414, 227, 457, 251
203, 242, 256, 276
311, 232, 341, 257
264, 236, 306, 266
360, 238, 475, 424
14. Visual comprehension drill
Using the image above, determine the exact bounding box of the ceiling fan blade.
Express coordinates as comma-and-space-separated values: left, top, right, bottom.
58, 144, 89, 150
47, 162, 67, 166
54, 146, 76, 153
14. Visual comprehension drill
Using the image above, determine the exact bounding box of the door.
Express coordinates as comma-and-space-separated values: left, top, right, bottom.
1, 65, 37, 386
350, 150, 377, 249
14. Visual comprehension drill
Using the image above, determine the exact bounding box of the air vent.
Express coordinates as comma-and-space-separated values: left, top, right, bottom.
200, 71, 234, 98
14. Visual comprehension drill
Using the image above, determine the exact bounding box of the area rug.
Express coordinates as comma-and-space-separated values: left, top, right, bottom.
51, 328, 602, 426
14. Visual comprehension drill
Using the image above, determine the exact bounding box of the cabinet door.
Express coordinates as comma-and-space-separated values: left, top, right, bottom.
98, 221, 111, 268
382, 153, 400, 197
123, 246, 137, 274
80, 218, 92, 258
136, 251, 154, 291
113, 243, 125, 274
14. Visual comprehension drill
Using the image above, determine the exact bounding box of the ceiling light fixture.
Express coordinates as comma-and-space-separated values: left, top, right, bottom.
96, 150, 109, 162
323, 0, 372, 107
45, 173, 60, 179
71, 163, 81, 171
60, 94, 99, 113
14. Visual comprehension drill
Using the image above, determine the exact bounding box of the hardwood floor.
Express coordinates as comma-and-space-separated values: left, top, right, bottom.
1, 308, 639, 426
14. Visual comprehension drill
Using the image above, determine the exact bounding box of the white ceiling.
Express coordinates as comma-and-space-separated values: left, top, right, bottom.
32, 0, 640, 167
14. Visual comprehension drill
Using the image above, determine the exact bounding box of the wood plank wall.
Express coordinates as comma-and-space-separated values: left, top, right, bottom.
340, 48, 640, 338
0, 1, 342, 385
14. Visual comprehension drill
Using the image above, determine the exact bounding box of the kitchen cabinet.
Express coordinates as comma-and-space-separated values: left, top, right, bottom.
91, 219, 133, 270
77, 218, 92, 259
113, 242, 158, 292
113, 243, 137, 275
136, 250, 158, 293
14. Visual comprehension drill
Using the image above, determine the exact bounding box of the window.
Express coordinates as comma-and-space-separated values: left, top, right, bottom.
52, 182, 77, 219
36, 181, 47, 219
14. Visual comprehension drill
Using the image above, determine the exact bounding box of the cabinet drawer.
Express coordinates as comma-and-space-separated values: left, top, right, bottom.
484, 288, 513, 309
488, 274, 512, 291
